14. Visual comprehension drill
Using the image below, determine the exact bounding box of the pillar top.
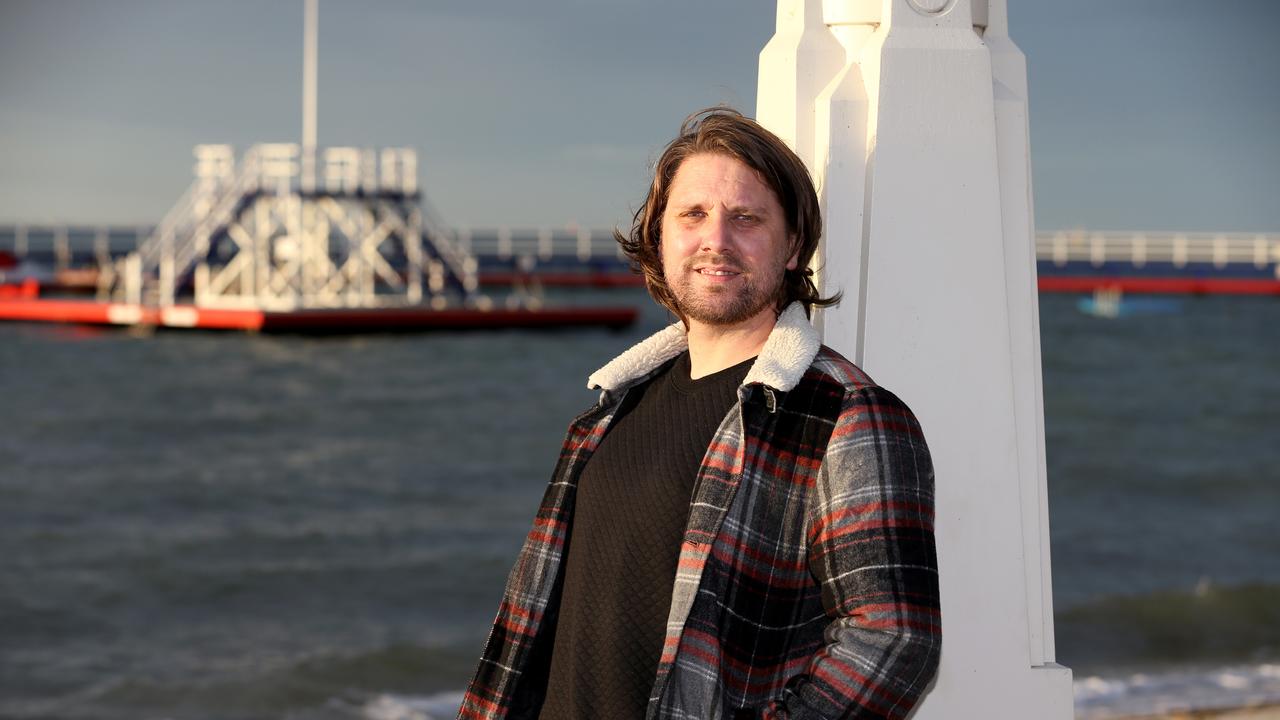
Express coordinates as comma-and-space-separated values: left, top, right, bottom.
822, 0, 989, 30
774, 0, 826, 30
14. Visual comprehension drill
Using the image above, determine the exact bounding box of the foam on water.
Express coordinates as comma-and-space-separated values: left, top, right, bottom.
1074, 663, 1280, 719
340, 665, 1280, 720
348, 666, 1280, 720
359, 692, 464, 720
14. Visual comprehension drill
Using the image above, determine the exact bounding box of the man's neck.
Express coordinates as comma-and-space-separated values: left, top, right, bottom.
685, 307, 777, 379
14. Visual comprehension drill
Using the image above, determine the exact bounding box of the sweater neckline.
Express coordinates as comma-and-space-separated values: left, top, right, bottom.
667, 351, 755, 396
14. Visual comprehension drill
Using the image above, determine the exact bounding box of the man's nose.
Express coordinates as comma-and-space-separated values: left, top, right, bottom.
699, 213, 734, 254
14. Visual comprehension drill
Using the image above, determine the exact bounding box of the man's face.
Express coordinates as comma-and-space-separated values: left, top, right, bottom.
660, 153, 798, 330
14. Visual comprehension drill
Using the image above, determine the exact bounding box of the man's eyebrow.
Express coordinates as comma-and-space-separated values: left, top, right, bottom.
666, 199, 773, 216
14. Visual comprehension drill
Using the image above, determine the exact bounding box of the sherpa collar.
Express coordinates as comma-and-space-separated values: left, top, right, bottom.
587, 302, 820, 393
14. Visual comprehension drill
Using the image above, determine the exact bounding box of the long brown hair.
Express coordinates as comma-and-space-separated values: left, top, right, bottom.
615, 106, 839, 326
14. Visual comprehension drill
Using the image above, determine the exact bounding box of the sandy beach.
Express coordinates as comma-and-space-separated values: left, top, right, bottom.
1118, 704, 1280, 719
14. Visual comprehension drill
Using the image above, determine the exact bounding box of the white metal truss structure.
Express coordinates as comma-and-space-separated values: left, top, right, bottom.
97, 144, 479, 310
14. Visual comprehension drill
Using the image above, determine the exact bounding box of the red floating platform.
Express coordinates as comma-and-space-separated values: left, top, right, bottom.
1037, 276, 1280, 295
0, 297, 637, 333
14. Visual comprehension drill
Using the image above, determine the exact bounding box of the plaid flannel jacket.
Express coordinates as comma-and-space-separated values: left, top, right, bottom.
459, 303, 940, 720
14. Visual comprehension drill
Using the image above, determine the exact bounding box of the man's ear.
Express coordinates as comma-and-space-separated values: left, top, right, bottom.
786, 234, 800, 271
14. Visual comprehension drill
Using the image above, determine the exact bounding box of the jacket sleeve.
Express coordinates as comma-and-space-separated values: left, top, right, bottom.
766, 385, 941, 720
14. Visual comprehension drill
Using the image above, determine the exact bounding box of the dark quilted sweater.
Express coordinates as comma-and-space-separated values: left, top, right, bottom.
536, 351, 752, 720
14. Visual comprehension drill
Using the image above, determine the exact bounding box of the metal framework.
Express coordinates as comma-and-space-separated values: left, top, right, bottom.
95, 144, 478, 310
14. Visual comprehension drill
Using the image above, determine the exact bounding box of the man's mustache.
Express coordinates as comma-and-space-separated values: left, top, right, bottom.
682, 253, 746, 272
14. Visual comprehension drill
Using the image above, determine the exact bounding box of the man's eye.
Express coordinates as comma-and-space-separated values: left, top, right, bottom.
736, 214, 757, 223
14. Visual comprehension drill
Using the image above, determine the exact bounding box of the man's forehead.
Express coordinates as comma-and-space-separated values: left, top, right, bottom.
666, 153, 781, 208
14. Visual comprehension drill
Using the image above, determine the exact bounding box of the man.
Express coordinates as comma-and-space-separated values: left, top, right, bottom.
460, 108, 940, 720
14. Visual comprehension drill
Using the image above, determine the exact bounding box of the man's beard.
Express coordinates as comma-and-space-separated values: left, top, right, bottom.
667, 253, 786, 327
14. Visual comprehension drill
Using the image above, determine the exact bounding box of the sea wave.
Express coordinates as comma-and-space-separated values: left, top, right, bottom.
1075, 663, 1280, 719
358, 692, 464, 720
1057, 581, 1280, 672
341, 665, 1280, 720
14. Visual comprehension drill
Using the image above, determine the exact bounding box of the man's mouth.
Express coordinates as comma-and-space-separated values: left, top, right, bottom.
696, 268, 740, 277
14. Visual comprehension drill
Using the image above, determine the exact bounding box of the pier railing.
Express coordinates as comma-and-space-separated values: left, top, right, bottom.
6, 224, 1278, 279
455, 229, 1280, 274
455, 227, 628, 264
1037, 230, 1280, 272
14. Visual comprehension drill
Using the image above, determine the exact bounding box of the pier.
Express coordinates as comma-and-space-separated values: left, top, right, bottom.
1036, 230, 1280, 294
4, 223, 1278, 296
0, 0, 633, 334
0, 145, 636, 332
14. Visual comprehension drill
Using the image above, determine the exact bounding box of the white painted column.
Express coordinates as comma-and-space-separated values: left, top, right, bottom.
756, 0, 845, 172
758, 1, 1074, 717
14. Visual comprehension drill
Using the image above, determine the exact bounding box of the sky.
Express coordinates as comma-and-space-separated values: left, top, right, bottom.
0, 0, 1277, 233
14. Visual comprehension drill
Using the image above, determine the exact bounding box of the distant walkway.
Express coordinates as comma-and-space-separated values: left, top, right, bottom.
3, 224, 1278, 294
2, 224, 1274, 268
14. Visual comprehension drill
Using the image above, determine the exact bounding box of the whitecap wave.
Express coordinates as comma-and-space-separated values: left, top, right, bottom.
360, 691, 464, 720
344, 667, 1280, 720
1075, 663, 1280, 719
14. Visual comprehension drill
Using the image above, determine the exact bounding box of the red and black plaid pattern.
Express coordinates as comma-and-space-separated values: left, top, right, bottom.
460, 317, 939, 720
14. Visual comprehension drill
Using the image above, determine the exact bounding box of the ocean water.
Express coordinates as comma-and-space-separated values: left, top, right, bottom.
1, 290, 1277, 719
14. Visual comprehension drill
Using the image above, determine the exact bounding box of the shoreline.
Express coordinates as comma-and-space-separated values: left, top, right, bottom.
1115, 703, 1280, 719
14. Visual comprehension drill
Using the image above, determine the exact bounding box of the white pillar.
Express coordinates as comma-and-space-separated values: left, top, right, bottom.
758, 1, 1074, 718
756, 0, 845, 172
